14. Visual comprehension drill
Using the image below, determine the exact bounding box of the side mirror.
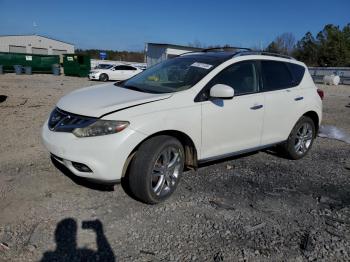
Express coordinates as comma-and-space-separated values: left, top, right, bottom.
210, 84, 234, 99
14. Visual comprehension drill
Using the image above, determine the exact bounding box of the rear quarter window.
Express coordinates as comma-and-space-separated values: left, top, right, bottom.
286, 63, 305, 86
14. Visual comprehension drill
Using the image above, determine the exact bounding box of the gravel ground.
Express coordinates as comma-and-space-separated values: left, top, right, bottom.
0, 74, 349, 261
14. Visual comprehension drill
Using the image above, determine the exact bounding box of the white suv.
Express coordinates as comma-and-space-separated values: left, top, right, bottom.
42, 49, 323, 204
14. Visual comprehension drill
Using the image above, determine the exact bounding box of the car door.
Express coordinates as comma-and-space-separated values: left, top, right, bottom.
259, 60, 302, 145
112, 65, 138, 80
200, 60, 265, 160
122, 66, 139, 79
109, 65, 124, 80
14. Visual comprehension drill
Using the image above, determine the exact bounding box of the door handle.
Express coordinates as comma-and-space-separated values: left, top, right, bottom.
294, 96, 304, 101
250, 104, 263, 110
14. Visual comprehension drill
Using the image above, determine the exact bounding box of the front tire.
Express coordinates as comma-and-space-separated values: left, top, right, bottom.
128, 136, 184, 204
281, 116, 316, 160
99, 73, 109, 82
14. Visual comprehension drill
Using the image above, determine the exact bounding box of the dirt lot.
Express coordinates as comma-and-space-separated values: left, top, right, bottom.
0, 74, 350, 261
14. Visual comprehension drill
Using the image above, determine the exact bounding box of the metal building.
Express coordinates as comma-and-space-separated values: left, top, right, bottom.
0, 35, 74, 55
145, 43, 202, 66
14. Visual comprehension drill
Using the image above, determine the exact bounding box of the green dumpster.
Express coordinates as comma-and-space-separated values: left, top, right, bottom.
0, 52, 59, 73
63, 54, 91, 77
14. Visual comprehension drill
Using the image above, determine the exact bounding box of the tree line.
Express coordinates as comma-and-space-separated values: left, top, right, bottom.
75, 49, 145, 63
266, 24, 350, 67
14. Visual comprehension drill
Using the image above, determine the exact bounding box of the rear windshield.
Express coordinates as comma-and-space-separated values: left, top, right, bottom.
120, 55, 226, 94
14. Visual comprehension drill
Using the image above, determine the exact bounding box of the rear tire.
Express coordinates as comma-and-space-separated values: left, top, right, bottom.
280, 116, 316, 160
99, 73, 109, 82
128, 136, 185, 204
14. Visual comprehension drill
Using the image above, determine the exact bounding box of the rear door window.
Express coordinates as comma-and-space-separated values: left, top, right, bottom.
261, 60, 294, 91
116, 65, 136, 70
114, 66, 123, 71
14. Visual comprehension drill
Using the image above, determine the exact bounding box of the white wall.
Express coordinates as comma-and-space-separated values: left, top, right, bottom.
0, 35, 74, 55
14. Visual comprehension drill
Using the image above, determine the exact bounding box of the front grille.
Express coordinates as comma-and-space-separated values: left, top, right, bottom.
48, 108, 97, 132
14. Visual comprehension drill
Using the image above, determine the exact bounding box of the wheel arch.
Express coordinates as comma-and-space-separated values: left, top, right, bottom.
121, 130, 198, 177
302, 111, 320, 136
99, 73, 109, 81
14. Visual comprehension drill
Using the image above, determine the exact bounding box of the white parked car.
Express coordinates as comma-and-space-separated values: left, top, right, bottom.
42, 49, 323, 204
89, 64, 142, 81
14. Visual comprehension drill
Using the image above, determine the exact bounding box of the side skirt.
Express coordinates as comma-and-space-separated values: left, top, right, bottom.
198, 141, 285, 164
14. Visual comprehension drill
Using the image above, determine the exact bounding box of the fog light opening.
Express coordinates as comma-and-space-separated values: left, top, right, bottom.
72, 162, 92, 173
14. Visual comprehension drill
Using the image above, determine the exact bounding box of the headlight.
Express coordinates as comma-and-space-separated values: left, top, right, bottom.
72, 120, 129, 137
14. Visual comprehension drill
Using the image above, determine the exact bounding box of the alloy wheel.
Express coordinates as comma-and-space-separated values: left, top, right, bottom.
151, 146, 182, 196
294, 122, 313, 155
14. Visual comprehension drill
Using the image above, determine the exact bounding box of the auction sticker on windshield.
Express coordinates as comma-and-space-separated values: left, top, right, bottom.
191, 62, 213, 70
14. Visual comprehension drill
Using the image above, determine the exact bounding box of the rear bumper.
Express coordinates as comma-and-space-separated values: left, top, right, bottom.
42, 120, 146, 182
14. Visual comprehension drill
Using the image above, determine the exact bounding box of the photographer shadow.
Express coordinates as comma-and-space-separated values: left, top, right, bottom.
41, 218, 115, 262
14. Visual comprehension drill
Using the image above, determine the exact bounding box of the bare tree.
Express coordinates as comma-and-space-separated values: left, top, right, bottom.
188, 40, 204, 48
266, 33, 296, 55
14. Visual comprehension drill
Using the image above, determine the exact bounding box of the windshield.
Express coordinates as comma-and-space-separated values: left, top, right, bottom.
96, 64, 113, 69
120, 55, 225, 94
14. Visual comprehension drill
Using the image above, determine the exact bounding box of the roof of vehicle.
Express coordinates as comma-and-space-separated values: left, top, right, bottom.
180, 48, 296, 62
181, 51, 237, 59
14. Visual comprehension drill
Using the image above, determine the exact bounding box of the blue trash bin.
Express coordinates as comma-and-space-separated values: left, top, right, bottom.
52, 64, 60, 76
14, 65, 23, 75
24, 66, 32, 75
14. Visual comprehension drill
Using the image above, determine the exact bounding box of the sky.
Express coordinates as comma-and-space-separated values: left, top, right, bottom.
0, 0, 349, 51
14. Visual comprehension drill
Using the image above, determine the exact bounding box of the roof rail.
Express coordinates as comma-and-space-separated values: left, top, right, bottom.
201, 46, 252, 52
234, 51, 295, 60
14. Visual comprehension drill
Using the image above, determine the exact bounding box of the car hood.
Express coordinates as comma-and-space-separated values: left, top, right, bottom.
56, 83, 172, 118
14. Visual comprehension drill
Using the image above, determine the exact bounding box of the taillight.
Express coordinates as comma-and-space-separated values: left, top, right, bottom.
317, 89, 324, 100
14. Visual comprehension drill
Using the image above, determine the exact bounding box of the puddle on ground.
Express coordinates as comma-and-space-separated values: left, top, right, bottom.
318, 125, 350, 144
